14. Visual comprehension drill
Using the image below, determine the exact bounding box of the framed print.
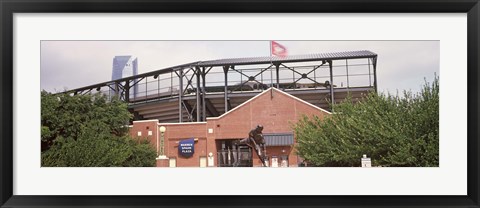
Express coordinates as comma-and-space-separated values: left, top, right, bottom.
1, 0, 479, 207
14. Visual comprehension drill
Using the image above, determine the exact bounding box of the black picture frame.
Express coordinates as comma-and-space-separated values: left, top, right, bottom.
1, 0, 479, 207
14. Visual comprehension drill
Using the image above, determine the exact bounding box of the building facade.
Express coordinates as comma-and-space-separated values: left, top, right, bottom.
130, 87, 330, 167
111, 56, 138, 99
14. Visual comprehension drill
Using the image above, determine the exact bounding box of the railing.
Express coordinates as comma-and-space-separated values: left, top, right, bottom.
84, 59, 375, 105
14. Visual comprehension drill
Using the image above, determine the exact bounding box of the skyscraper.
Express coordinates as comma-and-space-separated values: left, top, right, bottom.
111, 56, 138, 100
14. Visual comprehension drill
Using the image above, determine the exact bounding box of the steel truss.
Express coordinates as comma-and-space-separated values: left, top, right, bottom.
62, 51, 378, 123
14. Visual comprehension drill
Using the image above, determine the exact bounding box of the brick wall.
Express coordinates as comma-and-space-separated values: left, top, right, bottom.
130, 120, 159, 151
207, 88, 329, 167
159, 123, 207, 167
130, 88, 330, 167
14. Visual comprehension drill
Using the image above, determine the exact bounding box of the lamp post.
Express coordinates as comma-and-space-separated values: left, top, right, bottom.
158, 126, 166, 157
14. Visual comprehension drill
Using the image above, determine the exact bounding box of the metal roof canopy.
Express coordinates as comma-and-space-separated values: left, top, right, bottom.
264, 133, 294, 147
198, 50, 377, 67
62, 50, 377, 94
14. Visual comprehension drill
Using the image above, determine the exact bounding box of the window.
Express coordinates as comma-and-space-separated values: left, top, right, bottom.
280, 155, 289, 167
271, 156, 279, 167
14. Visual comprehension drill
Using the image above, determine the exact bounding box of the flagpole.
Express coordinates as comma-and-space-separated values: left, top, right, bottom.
269, 40, 273, 67
269, 41, 273, 88
270, 40, 272, 57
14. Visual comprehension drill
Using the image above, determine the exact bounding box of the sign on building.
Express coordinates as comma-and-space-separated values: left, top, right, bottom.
361, 154, 372, 167
178, 138, 195, 157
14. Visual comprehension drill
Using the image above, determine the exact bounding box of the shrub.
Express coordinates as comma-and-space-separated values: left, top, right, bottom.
294, 76, 439, 167
41, 91, 156, 167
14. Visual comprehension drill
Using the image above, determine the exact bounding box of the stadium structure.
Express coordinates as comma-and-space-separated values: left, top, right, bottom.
66, 50, 378, 123
63, 50, 378, 167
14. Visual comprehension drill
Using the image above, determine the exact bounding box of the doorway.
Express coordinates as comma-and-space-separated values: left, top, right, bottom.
216, 139, 252, 167
169, 157, 176, 167
199, 156, 207, 167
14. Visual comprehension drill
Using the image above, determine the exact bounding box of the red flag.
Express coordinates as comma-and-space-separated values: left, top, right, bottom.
271, 41, 288, 58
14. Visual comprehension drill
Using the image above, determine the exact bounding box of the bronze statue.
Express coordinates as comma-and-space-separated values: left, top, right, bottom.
236, 125, 267, 167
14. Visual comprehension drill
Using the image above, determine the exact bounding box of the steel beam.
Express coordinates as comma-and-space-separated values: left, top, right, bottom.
205, 98, 220, 117
223, 65, 229, 113
328, 60, 334, 112
275, 63, 280, 88
182, 100, 195, 122
114, 82, 119, 98
125, 80, 130, 103
202, 67, 207, 121
372, 57, 378, 92
178, 69, 183, 123
184, 69, 196, 94
227, 99, 232, 111
195, 66, 201, 122
346, 59, 350, 89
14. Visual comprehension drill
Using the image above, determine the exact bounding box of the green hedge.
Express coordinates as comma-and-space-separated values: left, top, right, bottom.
41, 91, 156, 167
294, 76, 439, 167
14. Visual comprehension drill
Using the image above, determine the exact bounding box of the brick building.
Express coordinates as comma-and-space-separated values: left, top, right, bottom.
63, 50, 377, 167
130, 87, 330, 167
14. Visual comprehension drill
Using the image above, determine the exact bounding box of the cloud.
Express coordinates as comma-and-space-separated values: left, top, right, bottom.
41, 40, 439, 95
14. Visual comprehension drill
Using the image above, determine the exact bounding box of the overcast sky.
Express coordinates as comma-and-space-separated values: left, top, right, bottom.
41, 41, 439, 95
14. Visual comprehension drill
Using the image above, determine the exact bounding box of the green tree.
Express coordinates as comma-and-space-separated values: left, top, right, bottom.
294, 76, 439, 167
41, 91, 156, 167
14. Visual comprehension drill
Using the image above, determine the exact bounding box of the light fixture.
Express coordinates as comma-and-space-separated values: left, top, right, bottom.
159, 126, 166, 133
158, 126, 166, 157
153, 74, 159, 79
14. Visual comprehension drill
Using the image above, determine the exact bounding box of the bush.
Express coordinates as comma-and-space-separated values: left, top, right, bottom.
41, 91, 156, 167
294, 76, 439, 167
